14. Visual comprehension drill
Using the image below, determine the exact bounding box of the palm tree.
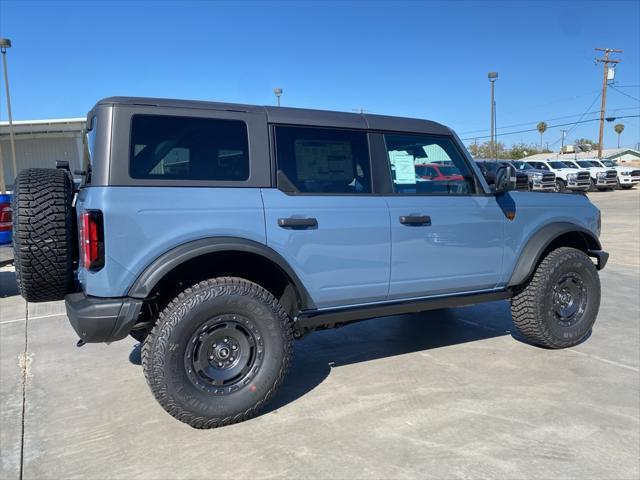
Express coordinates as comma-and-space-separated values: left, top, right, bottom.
614, 123, 625, 148
537, 122, 548, 151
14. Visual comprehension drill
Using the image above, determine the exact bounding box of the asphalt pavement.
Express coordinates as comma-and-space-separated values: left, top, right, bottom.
1, 189, 639, 479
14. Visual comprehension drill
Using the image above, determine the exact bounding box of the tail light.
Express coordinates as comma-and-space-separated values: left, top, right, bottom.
0, 202, 11, 232
80, 210, 104, 271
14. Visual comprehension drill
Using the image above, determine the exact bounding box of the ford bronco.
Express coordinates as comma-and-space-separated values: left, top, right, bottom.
12, 97, 608, 428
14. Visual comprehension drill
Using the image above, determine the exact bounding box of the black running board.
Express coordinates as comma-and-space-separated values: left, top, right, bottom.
294, 289, 512, 337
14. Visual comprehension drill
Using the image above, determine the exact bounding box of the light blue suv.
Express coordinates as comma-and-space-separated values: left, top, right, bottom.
12, 97, 608, 428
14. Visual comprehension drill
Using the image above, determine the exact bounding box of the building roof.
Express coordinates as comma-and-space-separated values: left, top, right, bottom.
523, 148, 640, 161
0, 118, 85, 137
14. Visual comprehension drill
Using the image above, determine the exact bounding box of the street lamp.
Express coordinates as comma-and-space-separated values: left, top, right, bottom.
0, 38, 17, 191
488, 71, 498, 160
273, 87, 283, 107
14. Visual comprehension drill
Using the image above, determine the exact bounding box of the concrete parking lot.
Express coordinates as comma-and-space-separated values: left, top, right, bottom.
1, 189, 639, 480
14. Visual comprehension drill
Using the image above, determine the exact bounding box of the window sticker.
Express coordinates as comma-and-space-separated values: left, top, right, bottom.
392, 153, 417, 184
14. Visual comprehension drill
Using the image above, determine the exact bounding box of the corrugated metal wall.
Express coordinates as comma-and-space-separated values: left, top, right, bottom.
0, 136, 82, 186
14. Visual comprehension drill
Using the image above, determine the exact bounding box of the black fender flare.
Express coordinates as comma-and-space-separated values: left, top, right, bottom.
508, 222, 602, 287
127, 237, 316, 309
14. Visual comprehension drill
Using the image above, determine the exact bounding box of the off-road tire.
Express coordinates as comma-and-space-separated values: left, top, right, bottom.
141, 277, 293, 429
12, 168, 77, 302
511, 247, 600, 349
555, 179, 566, 193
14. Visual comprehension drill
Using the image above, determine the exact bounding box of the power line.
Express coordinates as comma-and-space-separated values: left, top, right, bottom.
610, 85, 640, 103
461, 114, 639, 141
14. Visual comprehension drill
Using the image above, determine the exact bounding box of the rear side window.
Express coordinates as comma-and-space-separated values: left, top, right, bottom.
274, 126, 371, 194
130, 115, 249, 180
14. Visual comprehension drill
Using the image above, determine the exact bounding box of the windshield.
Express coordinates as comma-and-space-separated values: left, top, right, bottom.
549, 161, 568, 169
512, 161, 533, 170
438, 166, 461, 176
563, 161, 578, 168
577, 160, 597, 168
602, 160, 616, 167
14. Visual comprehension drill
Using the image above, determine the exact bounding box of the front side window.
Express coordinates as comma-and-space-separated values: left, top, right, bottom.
130, 115, 249, 181
275, 126, 371, 194
384, 134, 476, 194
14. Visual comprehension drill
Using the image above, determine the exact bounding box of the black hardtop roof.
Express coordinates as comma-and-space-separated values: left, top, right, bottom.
96, 96, 452, 135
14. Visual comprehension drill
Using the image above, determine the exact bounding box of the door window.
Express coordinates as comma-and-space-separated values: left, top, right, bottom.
383, 134, 477, 194
130, 115, 249, 180
274, 126, 371, 194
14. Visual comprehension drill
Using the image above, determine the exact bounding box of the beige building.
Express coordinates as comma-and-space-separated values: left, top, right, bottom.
0, 118, 85, 189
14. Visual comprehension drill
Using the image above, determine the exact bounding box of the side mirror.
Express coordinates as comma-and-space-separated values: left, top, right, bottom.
495, 165, 517, 193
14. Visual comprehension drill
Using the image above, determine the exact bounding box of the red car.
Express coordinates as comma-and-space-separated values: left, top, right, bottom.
415, 163, 464, 181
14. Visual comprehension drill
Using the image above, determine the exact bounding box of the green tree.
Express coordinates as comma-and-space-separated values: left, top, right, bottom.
536, 122, 548, 150
614, 123, 625, 148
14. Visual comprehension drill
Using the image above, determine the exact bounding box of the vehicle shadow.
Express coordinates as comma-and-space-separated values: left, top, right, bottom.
265, 300, 514, 414
127, 300, 516, 416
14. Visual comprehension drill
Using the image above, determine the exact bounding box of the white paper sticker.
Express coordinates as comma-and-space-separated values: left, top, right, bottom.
393, 154, 417, 184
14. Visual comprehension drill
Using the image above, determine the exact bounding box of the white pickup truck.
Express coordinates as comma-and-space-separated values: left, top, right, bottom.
526, 160, 591, 192
561, 160, 618, 191
590, 159, 640, 190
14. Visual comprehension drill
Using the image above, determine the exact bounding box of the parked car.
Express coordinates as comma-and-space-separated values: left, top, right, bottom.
561, 160, 617, 191
526, 160, 591, 192
509, 161, 556, 191
12, 96, 608, 428
590, 159, 640, 190
475, 161, 529, 191
0, 193, 11, 245
415, 163, 464, 182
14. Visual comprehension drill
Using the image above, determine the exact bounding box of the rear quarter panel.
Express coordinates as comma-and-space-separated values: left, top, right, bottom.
76, 187, 266, 297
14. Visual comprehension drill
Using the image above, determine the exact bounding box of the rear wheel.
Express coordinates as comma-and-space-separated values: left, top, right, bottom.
12, 168, 77, 302
142, 277, 293, 429
511, 247, 600, 348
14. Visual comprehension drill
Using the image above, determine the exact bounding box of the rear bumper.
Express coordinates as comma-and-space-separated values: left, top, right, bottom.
65, 292, 143, 343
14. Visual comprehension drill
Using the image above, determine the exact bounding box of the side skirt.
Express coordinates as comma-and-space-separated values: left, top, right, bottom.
293, 289, 513, 338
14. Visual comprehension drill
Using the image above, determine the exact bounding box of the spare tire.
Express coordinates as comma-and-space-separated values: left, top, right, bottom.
12, 168, 77, 302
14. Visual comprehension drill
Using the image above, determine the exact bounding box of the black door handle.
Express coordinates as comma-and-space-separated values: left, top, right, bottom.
278, 217, 318, 228
399, 215, 431, 226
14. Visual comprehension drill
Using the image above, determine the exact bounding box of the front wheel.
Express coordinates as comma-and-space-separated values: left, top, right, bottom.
555, 179, 566, 192
511, 247, 600, 349
142, 277, 293, 428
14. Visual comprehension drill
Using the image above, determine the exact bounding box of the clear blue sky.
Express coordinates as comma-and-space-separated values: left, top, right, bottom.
1, 0, 639, 150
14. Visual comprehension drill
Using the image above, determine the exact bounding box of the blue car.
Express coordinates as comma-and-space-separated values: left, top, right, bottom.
12, 97, 608, 428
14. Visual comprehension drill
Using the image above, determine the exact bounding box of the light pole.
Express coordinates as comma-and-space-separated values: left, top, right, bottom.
488, 72, 498, 160
273, 87, 283, 107
0, 38, 17, 187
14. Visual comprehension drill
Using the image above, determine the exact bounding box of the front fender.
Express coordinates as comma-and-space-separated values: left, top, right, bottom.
508, 222, 602, 287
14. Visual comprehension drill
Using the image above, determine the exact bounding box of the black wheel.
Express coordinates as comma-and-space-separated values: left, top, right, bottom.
141, 277, 293, 429
555, 179, 566, 193
511, 247, 600, 348
12, 168, 77, 302
589, 179, 597, 192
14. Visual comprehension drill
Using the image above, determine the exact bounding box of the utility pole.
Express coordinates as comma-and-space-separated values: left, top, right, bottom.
0, 38, 17, 185
595, 48, 622, 159
560, 129, 567, 152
